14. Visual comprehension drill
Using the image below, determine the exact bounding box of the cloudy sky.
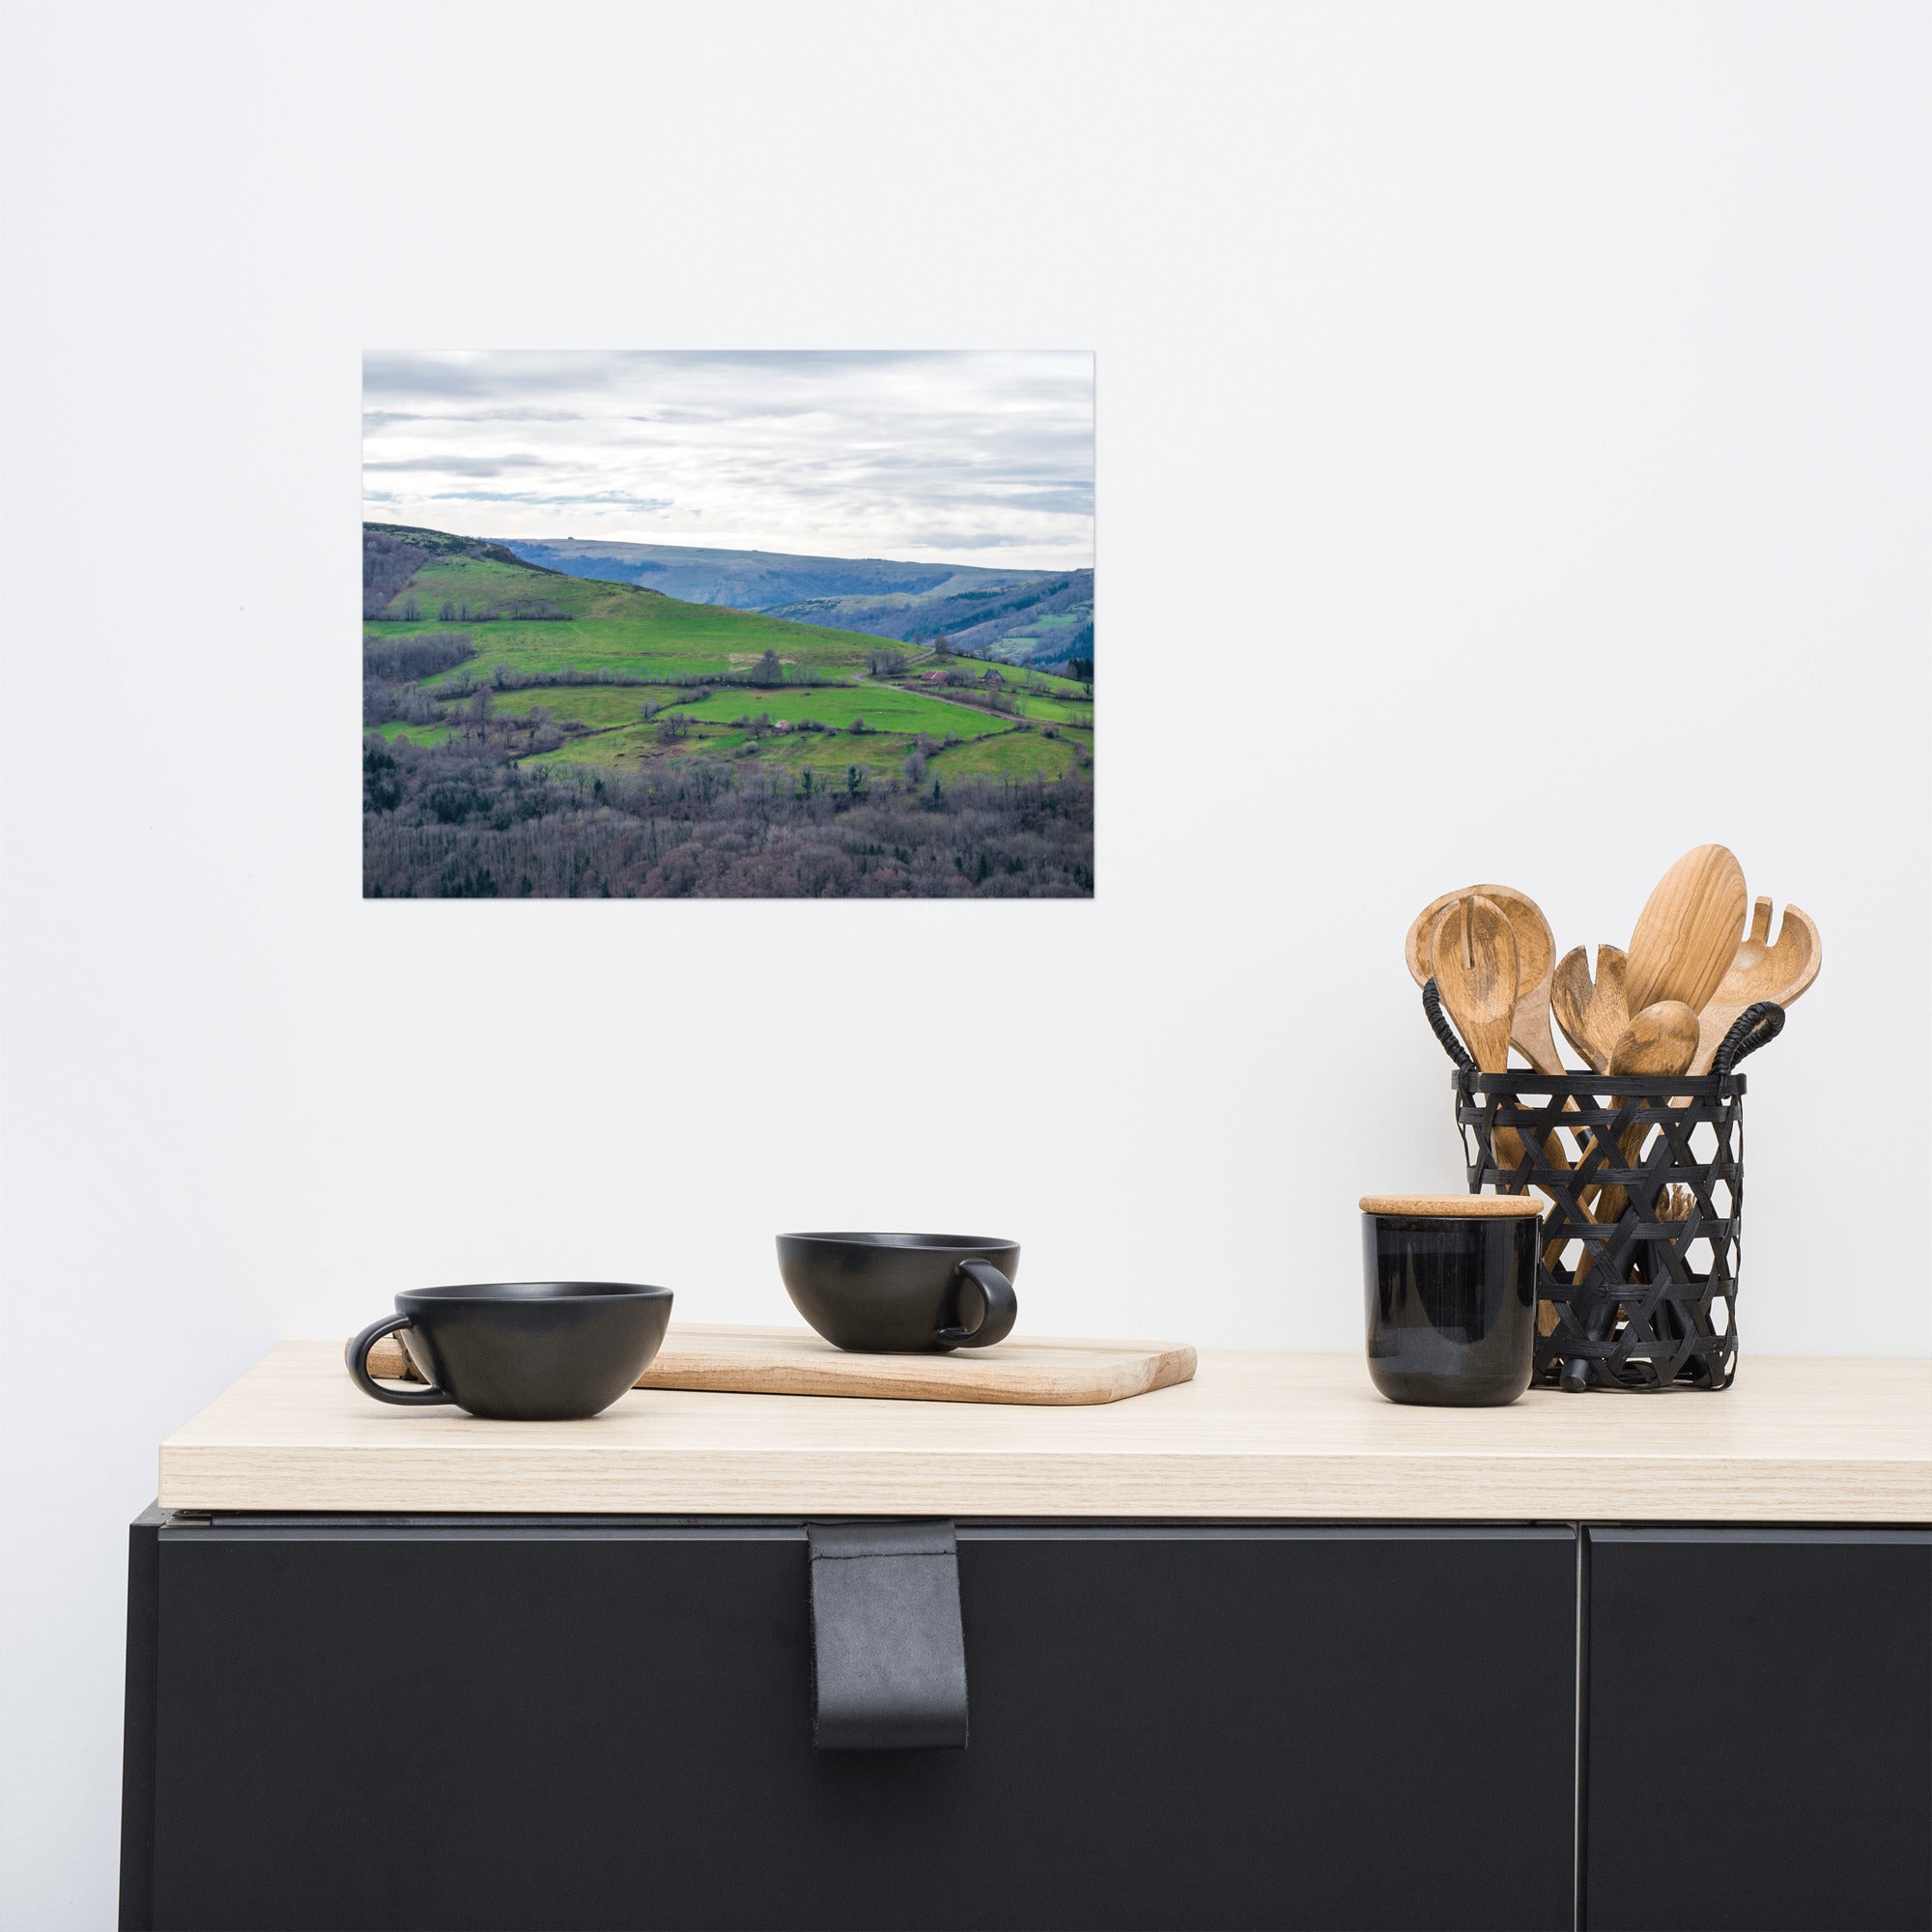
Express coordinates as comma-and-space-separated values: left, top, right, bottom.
362, 351, 1094, 569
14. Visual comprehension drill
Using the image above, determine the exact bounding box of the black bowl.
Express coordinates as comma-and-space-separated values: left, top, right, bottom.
348, 1281, 673, 1420
777, 1233, 1019, 1353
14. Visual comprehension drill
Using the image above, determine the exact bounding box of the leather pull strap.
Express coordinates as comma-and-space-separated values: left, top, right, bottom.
807, 1520, 968, 1751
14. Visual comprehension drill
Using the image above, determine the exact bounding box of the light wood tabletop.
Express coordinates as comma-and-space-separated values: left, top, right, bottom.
157, 1341, 1932, 1522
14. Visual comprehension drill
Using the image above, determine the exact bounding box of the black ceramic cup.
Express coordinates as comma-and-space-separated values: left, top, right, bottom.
1360, 1197, 1541, 1406
776, 1233, 1019, 1353
344, 1282, 673, 1420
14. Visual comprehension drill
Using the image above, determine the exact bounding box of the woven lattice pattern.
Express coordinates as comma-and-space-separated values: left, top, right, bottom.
1452, 1070, 1746, 1391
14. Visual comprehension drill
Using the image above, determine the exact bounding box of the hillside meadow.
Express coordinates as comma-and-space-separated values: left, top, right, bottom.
362, 526, 1094, 897
504, 535, 1094, 668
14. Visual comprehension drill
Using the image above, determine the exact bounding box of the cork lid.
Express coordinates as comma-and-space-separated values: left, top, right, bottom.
1359, 1194, 1545, 1217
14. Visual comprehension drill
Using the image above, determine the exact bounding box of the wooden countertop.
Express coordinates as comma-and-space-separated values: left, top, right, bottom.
156, 1342, 1931, 1521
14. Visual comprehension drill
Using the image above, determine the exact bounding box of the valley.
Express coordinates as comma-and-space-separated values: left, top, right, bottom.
501, 536, 1094, 670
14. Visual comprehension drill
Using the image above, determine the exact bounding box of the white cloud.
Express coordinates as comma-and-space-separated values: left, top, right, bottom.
360, 351, 1094, 569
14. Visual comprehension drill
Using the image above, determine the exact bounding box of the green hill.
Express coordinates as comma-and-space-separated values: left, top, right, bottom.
503, 536, 1094, 668
363, 523, 1094, 786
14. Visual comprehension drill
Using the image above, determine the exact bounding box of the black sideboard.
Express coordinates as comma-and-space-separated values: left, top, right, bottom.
119, 1513, 1930, 1932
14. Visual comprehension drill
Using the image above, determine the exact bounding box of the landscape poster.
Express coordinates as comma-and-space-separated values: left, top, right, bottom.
362, 351, 1094, 897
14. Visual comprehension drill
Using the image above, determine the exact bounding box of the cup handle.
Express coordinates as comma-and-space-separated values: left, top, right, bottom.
938, 1259, 1017, 1349
344, 1314, 454, 1406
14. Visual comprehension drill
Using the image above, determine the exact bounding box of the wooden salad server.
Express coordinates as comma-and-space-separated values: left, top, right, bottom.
1428, 895, 1565, 1181
1428, 895, 1518, 1075
1551, 944, 1630, 1076
1624, 844, 1749, 1018
1690, 896, 1822, 1074
1563, 1000, 1703, 1387
1429, 895, 1577, 1185
1406, 883, 1564, 1075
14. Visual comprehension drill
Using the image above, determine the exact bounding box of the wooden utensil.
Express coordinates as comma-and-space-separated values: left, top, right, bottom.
1428, 894, 1581, 1200
1429, 895, 1570, 1192
1690, 897, 1822, 1073
1625, 844, 1748, 1017
1610, 1001, 1702, 1078
1588, 999, 1703, 1225
1563, 1001, 1703, 1387
1427, 895, 1518, 1074
1406, 884, 1564, 1074
1551, 944, 1630, 1075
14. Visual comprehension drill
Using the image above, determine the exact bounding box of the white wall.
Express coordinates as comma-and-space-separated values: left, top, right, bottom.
3, 3, 1926, 1923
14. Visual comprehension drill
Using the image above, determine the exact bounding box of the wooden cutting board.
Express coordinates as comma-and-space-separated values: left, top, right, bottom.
362, 1322, 1197, 1406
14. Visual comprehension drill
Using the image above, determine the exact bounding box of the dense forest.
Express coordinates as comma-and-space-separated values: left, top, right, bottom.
363, 736, 1093, 897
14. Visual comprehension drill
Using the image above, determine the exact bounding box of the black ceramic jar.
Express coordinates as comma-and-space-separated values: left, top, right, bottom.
1360, 1196, 1543, 1406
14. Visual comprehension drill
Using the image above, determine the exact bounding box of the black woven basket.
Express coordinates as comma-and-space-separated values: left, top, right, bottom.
1452, 1068, 1747, 1390
1419, 987, 1785, 1391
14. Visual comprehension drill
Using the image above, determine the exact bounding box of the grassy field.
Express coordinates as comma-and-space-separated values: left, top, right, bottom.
494, 687, 660, 728
1001, 692, 1094, 725
926, 729, 1084, 780
525, 724, 664, 768
970, 665, 1089, 698
672, 684, 993, 735
372, 720, 457, 746
374, 555, 888, 681
521, 716, 1076, 781
366, 534, 1093, 791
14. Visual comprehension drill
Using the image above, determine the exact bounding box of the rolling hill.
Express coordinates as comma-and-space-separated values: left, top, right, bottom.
502, 537, 1094, 669
362, 523, 1094, 895
363, 522, 1090, 896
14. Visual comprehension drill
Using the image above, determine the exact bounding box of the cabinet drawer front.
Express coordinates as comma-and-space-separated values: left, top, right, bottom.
1585, 1528, 1932, 1932
145, 1520, 1577, 1932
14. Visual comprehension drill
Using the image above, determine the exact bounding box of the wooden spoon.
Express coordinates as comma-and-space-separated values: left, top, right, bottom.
1429, 895, 1567, 1188
1625, 844, 1748, 1017
1563, 1000, 1702, 1387
1406, 884, 1564, 1074
1690, 897, 1822, 1073
1551, 944, 1630, 1076
1578, 1001, 1703, 1233
1594, 999, 1703, 1218
1610, 1001, 1701, 1078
